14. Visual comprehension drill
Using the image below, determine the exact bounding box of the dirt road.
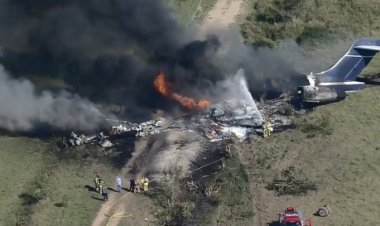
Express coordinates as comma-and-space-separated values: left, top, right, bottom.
91, 138, 155, 226
198, 0, 245, 38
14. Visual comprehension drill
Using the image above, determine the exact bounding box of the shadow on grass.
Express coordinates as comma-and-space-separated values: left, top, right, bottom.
54, 202, 67, 208
91, 196, 104, 201
84, 185, 96, 192
108, 187, 119, 192
122, 187, 131, 192
19, 193, 40, 206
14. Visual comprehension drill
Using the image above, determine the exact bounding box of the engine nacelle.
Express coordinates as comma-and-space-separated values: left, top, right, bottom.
297, 85, 346, 103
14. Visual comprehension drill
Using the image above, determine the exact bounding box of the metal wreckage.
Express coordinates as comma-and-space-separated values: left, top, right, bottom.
64, 95, 303, 148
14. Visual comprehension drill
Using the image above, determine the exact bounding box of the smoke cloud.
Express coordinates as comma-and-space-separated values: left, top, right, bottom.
0, 64, 103, 131
0, 0, 187, 105
0, 0, 353, 131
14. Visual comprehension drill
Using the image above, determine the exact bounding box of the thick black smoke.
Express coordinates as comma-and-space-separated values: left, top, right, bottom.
0, 0, 227, 117
0, 0, 310, 131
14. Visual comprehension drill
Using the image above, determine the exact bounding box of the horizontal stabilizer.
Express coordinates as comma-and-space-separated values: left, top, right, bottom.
354, 45, 380, 51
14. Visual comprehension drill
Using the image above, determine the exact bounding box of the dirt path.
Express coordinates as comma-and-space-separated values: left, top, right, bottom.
91, 138, 154, 226
198, 0, 245, 37
191, 0, 204, 22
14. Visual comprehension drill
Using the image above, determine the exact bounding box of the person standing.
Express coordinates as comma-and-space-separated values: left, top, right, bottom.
129, 177, 136, 193
116, 176, 122, 192
143, 177, 149, 192
140, 177, 149, 192
94, 174, 100, 192
98, 179, 104, 194
101, 184, 108, 201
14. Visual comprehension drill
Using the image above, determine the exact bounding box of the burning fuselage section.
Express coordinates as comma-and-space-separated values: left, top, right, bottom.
297, 73, 346, 104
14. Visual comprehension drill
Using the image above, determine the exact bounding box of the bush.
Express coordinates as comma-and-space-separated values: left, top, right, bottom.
296, 24, 333, 45
266, 167, 317, 196
151, 180, 196, 226
16, 172, 49, 225
298, 114, 333, 138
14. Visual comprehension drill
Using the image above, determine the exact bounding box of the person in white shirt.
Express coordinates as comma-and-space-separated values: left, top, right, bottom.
116, 176, 122, 192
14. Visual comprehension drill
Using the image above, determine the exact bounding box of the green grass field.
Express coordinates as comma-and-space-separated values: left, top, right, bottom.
0, 137, 116, 226
238, 87, 380, 225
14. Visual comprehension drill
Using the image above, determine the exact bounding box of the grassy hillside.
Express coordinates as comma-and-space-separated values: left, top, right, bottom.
241, 0, 380, 47
0, 137, 49, 226
238, 87, 380, 225
0, 137, 116, 226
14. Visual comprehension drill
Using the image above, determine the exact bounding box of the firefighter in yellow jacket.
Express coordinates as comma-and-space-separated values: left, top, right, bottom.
263, 121, 274, 138
94, 174, 101, 192
141, 177, 149, 192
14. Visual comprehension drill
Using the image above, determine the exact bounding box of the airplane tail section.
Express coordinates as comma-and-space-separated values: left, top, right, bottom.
316, 39, 380, 83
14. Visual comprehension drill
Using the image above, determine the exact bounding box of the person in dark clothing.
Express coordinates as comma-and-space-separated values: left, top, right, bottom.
101, 184, 108, 201
129, 178, 136, 193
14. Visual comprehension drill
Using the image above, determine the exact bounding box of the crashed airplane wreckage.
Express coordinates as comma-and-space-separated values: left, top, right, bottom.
64, 38, 380, 147
63, 96, 300, 148
112, 98, 297, 142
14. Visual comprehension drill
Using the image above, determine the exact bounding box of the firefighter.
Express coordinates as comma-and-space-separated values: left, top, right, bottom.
129, 177, 136, 193
141, 177, 149, 192
140, 177, 144, 191
263, 121, 274, 138
94, 174, 101, 192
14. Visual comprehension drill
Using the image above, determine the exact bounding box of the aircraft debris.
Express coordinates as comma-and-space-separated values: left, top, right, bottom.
66, 131, 113, 148
60, 96, 299, 149
99, 139, 113, 148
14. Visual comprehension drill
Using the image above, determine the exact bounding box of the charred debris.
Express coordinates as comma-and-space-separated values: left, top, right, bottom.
57, 95, 306, 150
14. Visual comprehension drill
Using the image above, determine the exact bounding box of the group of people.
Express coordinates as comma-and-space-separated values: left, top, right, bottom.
93, 174, 149, 201
129, 176, 149, 193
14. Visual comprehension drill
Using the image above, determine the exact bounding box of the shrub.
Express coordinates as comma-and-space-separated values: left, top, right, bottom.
298, 114, 333, 138
266, 167, 317, 196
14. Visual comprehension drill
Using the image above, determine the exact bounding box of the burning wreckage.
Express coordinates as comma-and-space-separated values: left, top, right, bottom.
64, 96, 298, 148
63, 70, 302, 148
41, 39, 380, 148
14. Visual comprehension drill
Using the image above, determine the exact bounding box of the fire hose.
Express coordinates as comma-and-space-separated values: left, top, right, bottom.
105, 212, 133, 226
103, 193, 133, 226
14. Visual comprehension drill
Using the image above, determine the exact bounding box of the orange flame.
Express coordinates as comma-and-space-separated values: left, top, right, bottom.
153, 71, 211, 111
153, 72, 170, 96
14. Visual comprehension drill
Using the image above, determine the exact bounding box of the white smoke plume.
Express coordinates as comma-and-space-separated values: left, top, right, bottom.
0, 64, 104, 131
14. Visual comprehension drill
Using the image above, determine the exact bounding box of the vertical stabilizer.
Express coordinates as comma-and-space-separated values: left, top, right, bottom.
317, 39, 380, 83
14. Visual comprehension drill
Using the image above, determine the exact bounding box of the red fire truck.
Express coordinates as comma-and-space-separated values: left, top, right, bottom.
278, 207, 312, 226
